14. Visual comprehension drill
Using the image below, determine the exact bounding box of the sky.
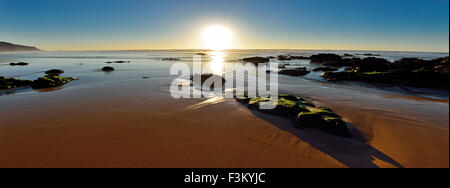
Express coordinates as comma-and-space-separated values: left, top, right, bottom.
0, 0, 449, 52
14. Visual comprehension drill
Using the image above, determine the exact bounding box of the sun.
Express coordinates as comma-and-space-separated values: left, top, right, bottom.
202, 25, 233, 50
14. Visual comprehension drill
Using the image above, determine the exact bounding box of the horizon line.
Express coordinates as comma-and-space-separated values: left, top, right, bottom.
36, 48, 450, 54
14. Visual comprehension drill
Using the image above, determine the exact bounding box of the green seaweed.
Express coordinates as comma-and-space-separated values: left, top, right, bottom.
32, 75, 77, 89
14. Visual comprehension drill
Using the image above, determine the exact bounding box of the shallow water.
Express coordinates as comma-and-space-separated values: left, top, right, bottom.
0, 50, 448, 168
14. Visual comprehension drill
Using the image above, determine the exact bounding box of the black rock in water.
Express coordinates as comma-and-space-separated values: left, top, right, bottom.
45, 69, 64, 75
10, 62, 29, 66
312, 67, 339, 72
279, 67, 310, 76
242, 57, 270, 64
102, 66, 115, 72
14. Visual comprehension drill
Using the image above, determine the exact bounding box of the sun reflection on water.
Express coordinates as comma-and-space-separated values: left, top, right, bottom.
209, 51, 225, 75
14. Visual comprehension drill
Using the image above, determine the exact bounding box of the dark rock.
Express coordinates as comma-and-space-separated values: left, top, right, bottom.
354, 57, 392, 72
278, 55, 309, 61
393, 57, 449, 73
323, 69, 449, 90
310, 54, 360, 67
295, 111, 351, 138
190, 73, 226, 87
9, 62, 28, 66
279, 67, 310, 76
196, 53, 207, 56
361, 53, 380, 56
310, 53, 342, 64
247, 97, 309, 118
322, 57, 449, 89
312, 67, 339, 72
102, 66, 115, 72
343, 53, 354, 57
0, 76, 34, 90
45, 69, 64, 75
106, 61, 130, 64
243, 57, 270, 64
160, 58, 181, 61
31, 75, 77, 89
237, 94, 352, 138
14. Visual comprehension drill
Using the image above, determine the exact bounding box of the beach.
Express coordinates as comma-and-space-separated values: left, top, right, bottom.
0, 50, 448, 168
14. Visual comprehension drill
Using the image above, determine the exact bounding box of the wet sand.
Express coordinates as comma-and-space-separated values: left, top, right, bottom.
0, 76, 448, 168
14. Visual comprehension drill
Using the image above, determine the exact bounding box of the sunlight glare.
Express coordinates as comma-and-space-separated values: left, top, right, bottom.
202, 25, 233, 50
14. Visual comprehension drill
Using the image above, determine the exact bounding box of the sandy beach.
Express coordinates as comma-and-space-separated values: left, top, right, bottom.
0, 50, 448, 168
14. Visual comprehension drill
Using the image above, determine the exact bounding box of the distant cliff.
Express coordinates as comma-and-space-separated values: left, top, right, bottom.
0, 41, 40, 52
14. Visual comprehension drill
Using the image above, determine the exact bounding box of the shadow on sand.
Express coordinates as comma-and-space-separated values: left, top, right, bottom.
250, 110, 404, 168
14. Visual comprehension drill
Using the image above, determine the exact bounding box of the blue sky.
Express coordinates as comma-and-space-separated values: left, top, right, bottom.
0, 0, 448, 52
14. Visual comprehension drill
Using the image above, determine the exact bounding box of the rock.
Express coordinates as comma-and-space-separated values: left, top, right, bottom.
247, 97, 309, 118
322, 69, 449, 90
190, 73, 226, 87
0, 76, 34, 90
322, 57, 449, 89
195, 53, 207, 56
393, 57, 449, 73
310, 53, 342, 64
310, 54, 360, 67
295, 111, 351, 138
45, 69, 64, 75
312, 67, 339, 72
279, 67, 310, 76
343, 53, 354, 57
237, 93, 352, 138
242, 57, 270, 64
160, 58, 181, 61
106, 61, 130, 64
10, 62, 28, 66
102, 66, 115, 72
278, 55, 309, 61
31, 75, 77, 89
361, 53, 380, 56
279, 65, 286, 69
354, 57, 392, 72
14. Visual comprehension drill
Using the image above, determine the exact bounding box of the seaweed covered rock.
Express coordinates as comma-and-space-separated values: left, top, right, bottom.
45, 69, 64, 75
10, 62, 28, 66
295, 111, 351, 138
242, 57, 270, 64
0, 76, 34, 90
31, 75, 77, 89
247, 97, 309, 118
236, 94, 351, 138
279, 67, 310, 76
102, 66, 115, 72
